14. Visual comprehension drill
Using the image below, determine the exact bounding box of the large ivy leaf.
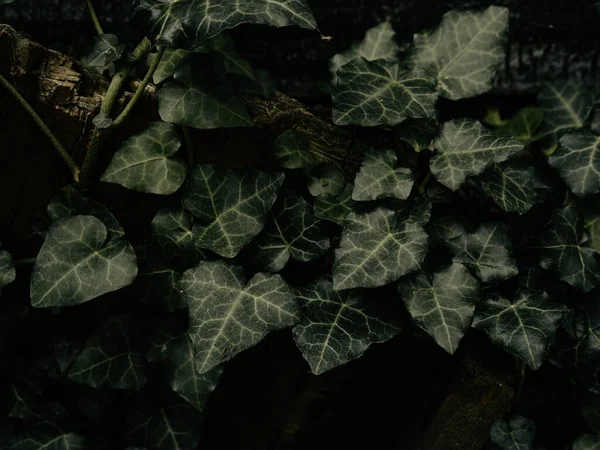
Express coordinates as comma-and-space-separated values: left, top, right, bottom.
158, 53, 252, 129
68, 315, 150, 390
411, 6, 508, 100
489, 415, 536, 450
101, 121, 187, 195
574, 434, 600, 450
134, 0, 316, 48
87, 34, 125, 69
10, 427, 89, 450
352, 148, 414, 201
314, 182, 356, 226
446, 222, 518, 283
246, 191, 330, 272
270, 130, 315, 170
397, 263, 479, 354
549, 132, 600, 196
473, 290, 568, 369
332, 58, 437, 127
330, 21, 399, 84
430, 119, 523, 191
539, 207, 600, 292
8, 360, 52, 419
182, 164, 284, 258
30, 216, 137, 308
0, 247, 15, 295
179, 260, 299, 374
332, 207, 428, 290
480, 163, 544, 214
292, 278, 401, 374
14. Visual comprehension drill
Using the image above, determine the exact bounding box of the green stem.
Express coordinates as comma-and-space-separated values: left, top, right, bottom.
85, 0, 104, 36
418, 172, 431, 194
182, 126, 194, 166
0, 74, 80, 181
13, 257, 36, 266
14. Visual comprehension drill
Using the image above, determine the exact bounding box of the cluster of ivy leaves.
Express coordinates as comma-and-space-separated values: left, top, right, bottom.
2, 1, 600, 449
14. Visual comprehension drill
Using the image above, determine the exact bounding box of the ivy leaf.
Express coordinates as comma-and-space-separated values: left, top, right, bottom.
480, 163, 544, 214
332, 207, 428, 290
430, 118, 523, 191
394, 118, 438, 152
332, 58, 437, 127
233, 68, 276, 99
501, 107, 544, 143
152, 48, 189, 84
30, 216, 137, 308
314, 182, 356, 226
539, 207, 600, 292
0, 247, 15, 296
410, 6, 509, 100
158, 53, 252, 129
134, 0, 316, 48
490, 415, 536, 450
179, 260, 299, 374
397, 263, 479, 354
101, 121, 187, 195
182, 164, 284, 258
293, 278, 401, 374
447, 222, 518, 283
150, 208, 200, 255
206, 33, 255, 81
427, 215, 465, 245
68, 315, 150, 390
574, 434, 600, 450
330, 21, 399, 84
92, 113, 112, 129
87, 34, 125, 68
10, 427, 89, 450
8, 361, 50, 419
307, 164, 346, 197
473, 290, 568, 369
352, 148, 414, 201
271, 130, 315, 169
549, 132, 600, 196
246, 191, 330, 272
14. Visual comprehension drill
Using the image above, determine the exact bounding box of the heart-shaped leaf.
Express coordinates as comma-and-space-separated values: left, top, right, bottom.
430, 118, 523, 191
0, 247, 15, 296
87, 34, 125, 68
501, 107, 544, 142
101, 121, 187, 195
333, 207, 428, 290
151, 208, 198, 254
179, 260, 299, 374
152, 48, 189, 84
411, 6, 509, 100
206, 33, 255, 81
550, 131, 600, 196
246, 191, 330, 272
394, 118, 437, 152
307, 164, 346, 197
134, 0, 316, 48
10, 427, 89, 450
539, 207, 600, 292
30, 215, 137, 308
293, 278, 401, 374
397, 263, 479, 354
480, 163, 544, 214
574, 434, 600, 450
352, 148, 414, 201
158, 53, 252, 129
490, 415, 536, 450
473, 290, 568, 369
182, 164, 284, 258
332, 58, 437, 127
271, 130, 315, 169
314, 182, 356, 226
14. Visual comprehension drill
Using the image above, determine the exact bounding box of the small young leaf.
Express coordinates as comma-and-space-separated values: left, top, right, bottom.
101, 121, 187, 195
332, 58, 437, 127
430, 118, 523, 191
539, 207, 600, 292
179, 260, 299, 374
151, 208, 197, 253
501, 107, 544, 142
92, 113, 113, 129
87, 34, 125, 68
410, 6, 509, 100
480, 163, 543, 214
152, 48, 189, 84
30, 216, 137, 308
0, 247, 15, 296
489, 415, 536, 450
573, 434, 600, 450
271, 130, 315, 169
473, 290, 568, 369
394, 118, 438, 152
332, 207, 428, 290
10, 427, 89, 450
182, 164, 284, 258
293, 278, 401, 374
314, 182, 356, 225
550, 132, 600, 196
352, 148, 414, 201
307, 164, 346, 197
397, 263, 479, 354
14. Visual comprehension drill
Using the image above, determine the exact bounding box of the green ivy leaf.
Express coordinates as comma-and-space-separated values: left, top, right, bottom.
101, 121, 187, 195
233, 68, 276, 99
271, 130, 315, 169
430, 118, 523, 191
574, 434, 600, 450
329, 21, 399, 84
394, 118, 437, 152
314, 182, 356, 226
206, 33, 255, 81
0, 247, 15, 296
10, 427, 89, 450
152, 48, 189, 84
480, 163, 543, 214
473, 290, 568, 369
352, 148, 414, 201
397, 263, 479, 354
134, 0, 316, 48
246, 191, 330, 272
307, 164, 346, 197
489, 415, 536, 450
158, 53, 252, 129
410, 6, 508, 100
8, 361, 50, 419
501, 107, 544, 142
332, 58, 437, 127
87, 34, 125, 69
182, 164, 284, 258
30, 216, 137, 308
581, 393, 600, 434
179, 260, 299, 374
427, 215, 465, 245
151, 208, 197, 254
447, 222, 517, 283
293, 278, 400, 374
68, 315, 150, 390
333, 207, 428, 290
539, 207, 600, 292
549, 132, 600, 196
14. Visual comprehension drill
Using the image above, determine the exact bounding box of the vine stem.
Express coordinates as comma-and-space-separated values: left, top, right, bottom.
13, 257, 36, 266
0, 73, 80, 182
182, 126, 194, 166
85, 0, 104, 36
